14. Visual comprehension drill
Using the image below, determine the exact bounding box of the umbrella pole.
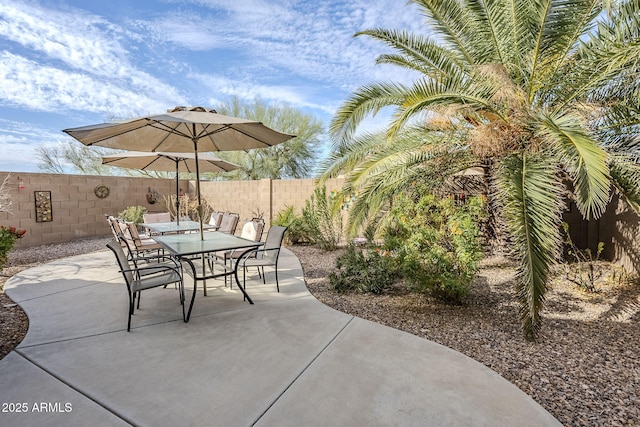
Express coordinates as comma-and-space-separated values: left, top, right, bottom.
193, 136, 208, 296
193, 138, 204, 240
175, 162, 180, 225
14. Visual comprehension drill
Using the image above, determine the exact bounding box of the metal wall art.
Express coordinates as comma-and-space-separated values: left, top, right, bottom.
35, 191, 53, 222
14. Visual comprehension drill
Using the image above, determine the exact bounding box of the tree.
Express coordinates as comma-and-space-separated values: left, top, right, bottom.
37, 141, 180, 179
322, 0, 640, 341
37, 141, 125, 175
213, 97, 324, 180
0, 173, 14, 215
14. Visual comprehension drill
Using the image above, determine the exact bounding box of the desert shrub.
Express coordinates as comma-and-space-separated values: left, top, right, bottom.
273, 205, 311, 244
329, 245, 397, 294
560, 222, 606, 292
0, 226, 26, 270
302, 185, 343, 251
383, 192, 486, 304
118, 206, 147, 225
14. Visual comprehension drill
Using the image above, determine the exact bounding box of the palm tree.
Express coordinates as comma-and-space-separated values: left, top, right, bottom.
323, 0, 640, 341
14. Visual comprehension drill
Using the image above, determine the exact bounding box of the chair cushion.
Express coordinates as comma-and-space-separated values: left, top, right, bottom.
240, 221, 259, 241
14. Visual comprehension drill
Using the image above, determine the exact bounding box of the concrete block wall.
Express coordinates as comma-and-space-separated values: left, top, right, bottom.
7, 171, 637, 276
0, 172, 183, 247
197, 177, 345, 229
0, 172, 344, 248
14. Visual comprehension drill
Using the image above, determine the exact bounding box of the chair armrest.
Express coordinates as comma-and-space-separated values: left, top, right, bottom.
121, 263, 182, 278
134, 253, 180, 265
237, 245, 279, 265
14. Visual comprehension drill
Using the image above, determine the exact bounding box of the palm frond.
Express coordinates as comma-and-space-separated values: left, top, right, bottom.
526, 0, 602, 101
328, 127, 474, 234
412, 0, 478, 64
496, 153, 564, 341
356, 29, 465, 78
536, 110, 610, 219
551, 1, 640, 108
609, 154, 640, 213
387, 73, 508, 137
319, 132, 390, 181
466, 0, 540, 75
329, 82, 408, 145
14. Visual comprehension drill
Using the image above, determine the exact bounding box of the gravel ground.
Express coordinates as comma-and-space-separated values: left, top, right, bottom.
1, 238, 639, 426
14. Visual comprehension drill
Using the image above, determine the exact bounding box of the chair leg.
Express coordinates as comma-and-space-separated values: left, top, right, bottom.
178, 279, 185, 305
275, 262, 280, 292
136, 291, 142, 309
128, 296, 134, 331
130, 293, 136, 314
242, 262, 247, 290
261, 266, 266, 284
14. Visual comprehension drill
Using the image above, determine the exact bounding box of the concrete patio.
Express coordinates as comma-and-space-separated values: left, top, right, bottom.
0, 247, 561, 426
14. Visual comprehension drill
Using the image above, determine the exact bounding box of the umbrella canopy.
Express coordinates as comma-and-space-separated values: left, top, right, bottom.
101, 151, 240, 224
101, 151, 240, 173
64, 106, 295, 238
63, 106, 294, 152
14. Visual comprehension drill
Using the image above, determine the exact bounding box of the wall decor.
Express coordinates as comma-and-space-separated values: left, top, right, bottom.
94, 185, 110, 199
35, 191, 53, 222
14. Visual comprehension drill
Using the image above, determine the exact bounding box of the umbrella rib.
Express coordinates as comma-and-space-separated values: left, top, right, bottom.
148, 120, 192, 139
198, 124, 275, 150
146, 120, 193, 151
158, 153, 193, 174
143, 157, 163, 171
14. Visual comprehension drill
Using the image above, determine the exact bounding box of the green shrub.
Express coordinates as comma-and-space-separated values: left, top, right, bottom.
329, 245, 397, 294
302, 185, 343, 251
0, 226, 26, 270
118, 206, 147, 225
383, 192, 486, 304
273, 205, 311, 245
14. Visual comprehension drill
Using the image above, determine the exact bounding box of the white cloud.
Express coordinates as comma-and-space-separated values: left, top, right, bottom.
0, 51, 181, 116
142, 0, 426, 91
0, 1, 127, 77
135, 14, 228, 51
190, 73, 336, 116
0, 1, 187, 116
0, 118, 63, 172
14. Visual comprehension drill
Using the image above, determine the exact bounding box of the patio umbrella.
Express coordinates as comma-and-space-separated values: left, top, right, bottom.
101, 151, 240, 225
63, 106, 295, 239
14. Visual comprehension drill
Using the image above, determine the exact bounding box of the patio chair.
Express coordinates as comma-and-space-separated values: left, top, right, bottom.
143, 212, 172, 223
120, 221, 164, 258
218, 212, 239, 235
106, 215, 127, 249
209, 217, 265, 286
239, 225, 287, 292
208, 211, 223, 228
108, 216, 146, 257
106, 241, 184, 331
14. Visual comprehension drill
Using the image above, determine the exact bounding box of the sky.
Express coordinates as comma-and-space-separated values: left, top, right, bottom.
0, 0, 426, 173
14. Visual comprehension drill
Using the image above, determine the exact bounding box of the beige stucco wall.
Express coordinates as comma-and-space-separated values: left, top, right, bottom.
0, 172, 183, 247
197, 177, 345, 229
1, 172, 344, 248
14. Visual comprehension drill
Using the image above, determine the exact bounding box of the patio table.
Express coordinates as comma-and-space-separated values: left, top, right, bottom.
153, 232, 263, 322
142, 220, 217, 235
